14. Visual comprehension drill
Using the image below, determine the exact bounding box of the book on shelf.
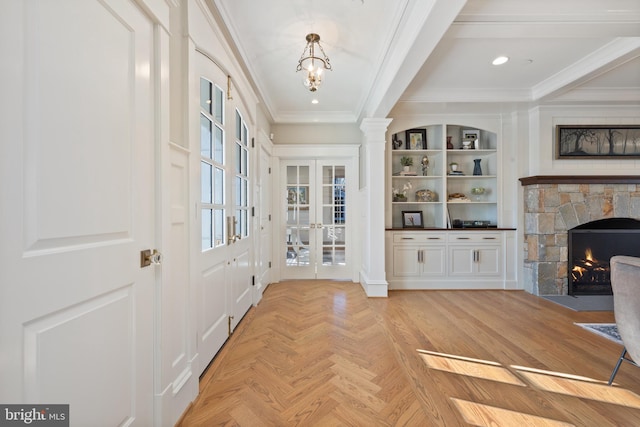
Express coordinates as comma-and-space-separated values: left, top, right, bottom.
393, 171, 418, 176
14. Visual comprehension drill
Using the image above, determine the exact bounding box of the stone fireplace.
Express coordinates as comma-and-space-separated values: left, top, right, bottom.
519, 176, 640, 295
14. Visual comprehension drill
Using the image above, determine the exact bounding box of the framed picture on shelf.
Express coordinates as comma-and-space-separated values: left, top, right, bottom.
402, 211, 424, 229
406, 129, 427, 150
555, 125, 640, 159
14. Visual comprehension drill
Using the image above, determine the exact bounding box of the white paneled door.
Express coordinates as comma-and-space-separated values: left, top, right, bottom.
0, 0, 156, 425
282, 160, 351, 280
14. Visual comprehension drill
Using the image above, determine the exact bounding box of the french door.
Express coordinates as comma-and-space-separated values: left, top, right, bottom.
194, 52, 252, 376
282, 160, 349, 279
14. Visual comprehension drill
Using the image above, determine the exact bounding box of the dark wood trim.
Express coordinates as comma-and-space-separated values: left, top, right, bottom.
519, 175, 640, 186
386, 227, 516, 231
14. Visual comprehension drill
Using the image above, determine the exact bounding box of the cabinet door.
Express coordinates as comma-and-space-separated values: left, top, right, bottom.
448, 247, 475, 275
392, 246, 421, 277
422, 247, 446, 276
476, 247, 500, 275
449, 246, 500, 276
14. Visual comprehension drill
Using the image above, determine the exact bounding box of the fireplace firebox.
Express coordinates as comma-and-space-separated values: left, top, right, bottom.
568, 218, 640, 295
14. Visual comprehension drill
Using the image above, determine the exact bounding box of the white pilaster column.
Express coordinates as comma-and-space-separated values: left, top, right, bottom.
359, 118, 392, 297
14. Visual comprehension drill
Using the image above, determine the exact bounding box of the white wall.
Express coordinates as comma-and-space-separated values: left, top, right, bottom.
528, 105, 640, 176
271, 123, 361, 144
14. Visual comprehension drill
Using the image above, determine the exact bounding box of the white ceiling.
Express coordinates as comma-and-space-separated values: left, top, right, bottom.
211, 0, 640, 124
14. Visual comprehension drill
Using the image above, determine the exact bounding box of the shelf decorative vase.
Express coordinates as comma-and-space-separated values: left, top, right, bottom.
473, 159, 482, 176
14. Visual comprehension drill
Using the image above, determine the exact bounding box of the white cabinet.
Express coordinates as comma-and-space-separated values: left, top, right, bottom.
447, 232, 501, 276
391, 232, 446, 277
386, 230, 515, 290
448, 247, 500, 275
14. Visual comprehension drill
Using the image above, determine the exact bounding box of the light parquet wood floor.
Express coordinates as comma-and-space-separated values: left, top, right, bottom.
178, 281, 640, 426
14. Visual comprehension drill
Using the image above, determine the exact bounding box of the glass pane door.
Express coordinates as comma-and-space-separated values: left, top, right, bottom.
320, 165, 346, 266
316, 162, 348, 278
282, 160, 350, 280
285, 164, 312, 272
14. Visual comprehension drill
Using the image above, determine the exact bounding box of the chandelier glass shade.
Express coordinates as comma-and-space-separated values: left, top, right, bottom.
296, 33, 332, 92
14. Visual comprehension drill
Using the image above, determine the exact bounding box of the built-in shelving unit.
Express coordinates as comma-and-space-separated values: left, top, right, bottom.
389, 124, 498, 229
385, 123, 516, 290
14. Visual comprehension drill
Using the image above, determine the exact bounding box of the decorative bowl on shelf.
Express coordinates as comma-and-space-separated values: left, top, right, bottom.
471, 187, 485, 201
415, 189, 437, 202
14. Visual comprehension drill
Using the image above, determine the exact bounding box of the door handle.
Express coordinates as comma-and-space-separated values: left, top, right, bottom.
140, 249, 162, 267
227, 216, 241, 244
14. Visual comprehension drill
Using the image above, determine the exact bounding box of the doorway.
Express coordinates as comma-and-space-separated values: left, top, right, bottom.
280, 159, 352, 280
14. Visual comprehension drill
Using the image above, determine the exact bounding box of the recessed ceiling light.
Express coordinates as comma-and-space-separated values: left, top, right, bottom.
311, 99, 319, 104
492, 56, 509, 66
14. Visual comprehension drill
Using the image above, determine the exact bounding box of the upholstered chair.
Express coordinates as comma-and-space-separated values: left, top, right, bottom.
608, 255, 640, 385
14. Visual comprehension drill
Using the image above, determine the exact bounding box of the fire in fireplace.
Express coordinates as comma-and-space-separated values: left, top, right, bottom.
568, 218, 640, 295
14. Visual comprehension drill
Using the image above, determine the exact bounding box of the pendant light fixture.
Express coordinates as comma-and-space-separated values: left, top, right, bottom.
296, 33, 332, 92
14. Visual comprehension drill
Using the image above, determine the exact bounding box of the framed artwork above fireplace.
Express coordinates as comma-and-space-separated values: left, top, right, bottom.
555, 125, 640, 159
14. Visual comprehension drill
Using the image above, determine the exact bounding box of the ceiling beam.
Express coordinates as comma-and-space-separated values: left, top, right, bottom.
362, 0, 468, 120
534, 37, 640, 101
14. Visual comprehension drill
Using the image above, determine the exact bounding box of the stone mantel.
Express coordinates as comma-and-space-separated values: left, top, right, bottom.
520, 175, 640, 186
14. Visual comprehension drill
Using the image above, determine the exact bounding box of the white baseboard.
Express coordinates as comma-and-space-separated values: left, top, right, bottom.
359, 271, 388, 297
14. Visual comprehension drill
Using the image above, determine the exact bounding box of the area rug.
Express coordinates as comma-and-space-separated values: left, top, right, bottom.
575, 323, 623, 345
542, 295, 613, 312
